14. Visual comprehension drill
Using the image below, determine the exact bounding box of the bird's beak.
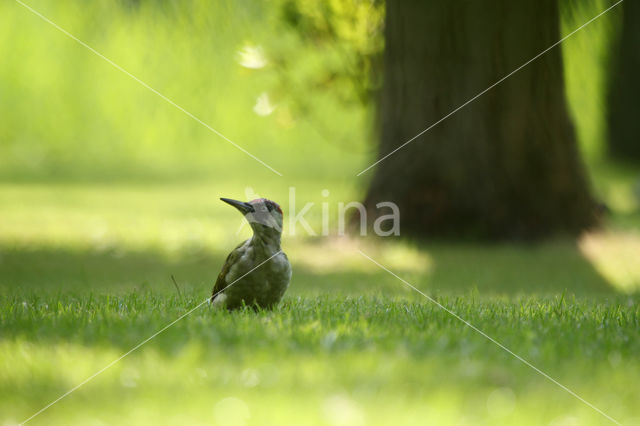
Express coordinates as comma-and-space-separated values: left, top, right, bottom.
221, 198, 254, 214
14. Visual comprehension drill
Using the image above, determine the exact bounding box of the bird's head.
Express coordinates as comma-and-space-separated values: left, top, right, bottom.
221, 197, 284, 237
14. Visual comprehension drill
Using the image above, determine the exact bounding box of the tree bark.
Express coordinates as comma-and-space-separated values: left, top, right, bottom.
362, 0, 598, 239
607, 0, 640, 161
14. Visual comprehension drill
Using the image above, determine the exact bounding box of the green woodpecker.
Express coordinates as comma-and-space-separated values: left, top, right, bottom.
211, 197, 291, 310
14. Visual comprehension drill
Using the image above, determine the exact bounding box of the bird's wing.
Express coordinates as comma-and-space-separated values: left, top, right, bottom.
211, 240, 247, 301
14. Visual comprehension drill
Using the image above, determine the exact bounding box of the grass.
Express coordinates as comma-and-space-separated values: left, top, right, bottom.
2, 0, 640, 424
2, 293, 639, 425
1, 181, 640, 425
1, 294, 639, 425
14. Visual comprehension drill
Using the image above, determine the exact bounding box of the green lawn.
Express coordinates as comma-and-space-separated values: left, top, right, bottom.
2, 293, 639, 425
2, 0, 640, 424
1, 182, 639, 425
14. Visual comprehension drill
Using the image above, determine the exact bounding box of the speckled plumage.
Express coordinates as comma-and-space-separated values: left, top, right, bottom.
211, 198, 291, 310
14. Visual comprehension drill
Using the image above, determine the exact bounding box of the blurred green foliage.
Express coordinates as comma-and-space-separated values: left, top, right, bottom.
561, 0, 621, 163
1, 0, 630, 183
276, 0, 384, 103
0, 0, 375, 181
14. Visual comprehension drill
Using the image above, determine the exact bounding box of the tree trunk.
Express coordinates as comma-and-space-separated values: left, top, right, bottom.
362, 0, 598, 239
607, 0, 640, 161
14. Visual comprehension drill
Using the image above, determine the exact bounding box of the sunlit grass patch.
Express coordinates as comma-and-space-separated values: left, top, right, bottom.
580, 231, 640, 293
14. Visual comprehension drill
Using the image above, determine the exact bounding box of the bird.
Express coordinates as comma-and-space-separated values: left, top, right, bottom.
211, 197, 291, 310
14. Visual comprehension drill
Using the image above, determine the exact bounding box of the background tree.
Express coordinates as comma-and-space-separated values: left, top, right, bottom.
362, 0, 598, 239
607, 0, 640, 161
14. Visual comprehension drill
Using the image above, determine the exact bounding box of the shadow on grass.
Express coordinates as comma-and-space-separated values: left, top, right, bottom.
0, 245, 223, 295
0, 242, 632, 366
0, 238, 618, 297
413, 239, 616, 296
